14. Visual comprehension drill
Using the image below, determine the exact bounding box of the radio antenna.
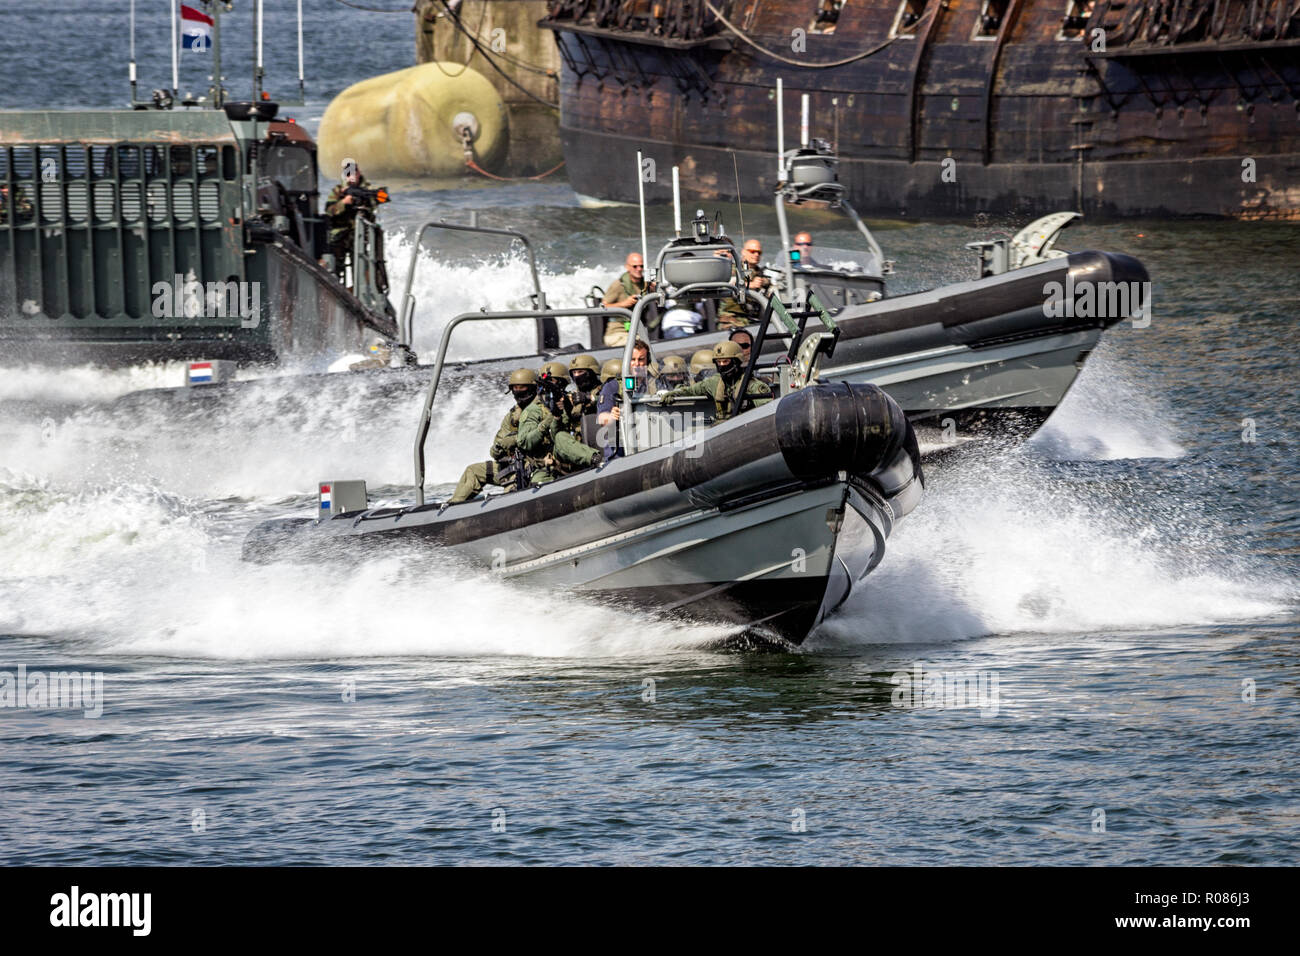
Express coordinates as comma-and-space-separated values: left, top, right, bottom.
776, 77, 785, 180
672, 166, 681, 238
730, 150, 746, 243
636, 150, 649, 274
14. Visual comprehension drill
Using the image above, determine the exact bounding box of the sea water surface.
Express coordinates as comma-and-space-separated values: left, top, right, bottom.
0, 2, 1297, 865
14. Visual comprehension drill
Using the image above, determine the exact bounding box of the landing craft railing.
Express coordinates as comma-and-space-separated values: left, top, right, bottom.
412, 306, 633, 507
352, 217, 389, 317
397, 220, 549, 352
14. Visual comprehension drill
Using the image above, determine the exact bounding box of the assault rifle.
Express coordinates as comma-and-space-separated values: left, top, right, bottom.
493, 445, 531, 491
343, 185, 389, 206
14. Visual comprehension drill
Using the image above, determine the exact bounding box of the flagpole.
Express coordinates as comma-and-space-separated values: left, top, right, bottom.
170, 0, 179, 99
254, 0, 264, 100
212, 0, 224, 107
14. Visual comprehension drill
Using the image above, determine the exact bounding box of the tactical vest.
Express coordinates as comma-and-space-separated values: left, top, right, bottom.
707, 374, 770, 421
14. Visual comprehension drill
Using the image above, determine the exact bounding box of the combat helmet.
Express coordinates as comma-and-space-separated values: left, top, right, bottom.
539, 361, 570, 388
689, 349, 715, 380
658, 354, 689, 386
712, 340, 745, 380
600, 358, 623, 383
507, 367, 539, 405
568, 353, 601, 392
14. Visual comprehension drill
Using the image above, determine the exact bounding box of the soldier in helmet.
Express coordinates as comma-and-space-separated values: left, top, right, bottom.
448, 367, 538, 503
657, 354, 690, 388
656, 340, 773, 423
566, 353, 603, 436
689, 348, 715, 382
518, 361, 604, 484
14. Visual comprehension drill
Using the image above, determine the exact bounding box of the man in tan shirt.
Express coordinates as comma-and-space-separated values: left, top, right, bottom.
601, 252, 655, 346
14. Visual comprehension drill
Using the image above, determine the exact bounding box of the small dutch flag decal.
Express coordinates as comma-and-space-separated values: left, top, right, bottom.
320, 484, 332, 512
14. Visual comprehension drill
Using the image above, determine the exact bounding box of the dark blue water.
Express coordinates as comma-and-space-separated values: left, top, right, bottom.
1, 1, 1298, 865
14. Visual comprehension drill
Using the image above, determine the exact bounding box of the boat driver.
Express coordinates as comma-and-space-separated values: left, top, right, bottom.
719, 238, 773, 327
601, 253, 657, 346
593, 339, 657, 461
792, 231, 820, 267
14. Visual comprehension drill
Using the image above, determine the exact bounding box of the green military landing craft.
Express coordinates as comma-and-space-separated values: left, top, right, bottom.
0, 1, 396, 369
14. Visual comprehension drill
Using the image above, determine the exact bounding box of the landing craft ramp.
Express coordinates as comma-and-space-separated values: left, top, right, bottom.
0, 111, 246, 346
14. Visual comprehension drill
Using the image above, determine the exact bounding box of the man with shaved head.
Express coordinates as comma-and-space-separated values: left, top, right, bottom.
601, 252, 656, 346
719, 237, 773, 328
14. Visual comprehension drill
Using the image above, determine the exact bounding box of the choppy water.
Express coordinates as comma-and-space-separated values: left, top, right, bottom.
1, 2, 1298, 865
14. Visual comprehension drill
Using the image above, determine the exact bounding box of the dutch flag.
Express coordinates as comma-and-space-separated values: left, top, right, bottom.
181, 3, 214, 52
320, 484, 332, 512
188, 361, 213, 384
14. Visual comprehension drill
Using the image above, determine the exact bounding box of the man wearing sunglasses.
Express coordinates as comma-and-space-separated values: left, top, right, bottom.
601, 252, 657, 347
719, 238, 774, 328
791, 232, 823, 268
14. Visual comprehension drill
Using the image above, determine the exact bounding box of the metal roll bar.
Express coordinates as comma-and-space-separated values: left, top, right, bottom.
412, 305, 632, 506
397, 220, 549, 351
618, 284, 772, 454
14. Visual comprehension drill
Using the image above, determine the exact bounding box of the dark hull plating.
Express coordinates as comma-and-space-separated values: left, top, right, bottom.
543, 0, 1300, 219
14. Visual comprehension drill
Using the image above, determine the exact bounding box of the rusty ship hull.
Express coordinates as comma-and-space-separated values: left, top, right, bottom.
540, 0, 1300, 219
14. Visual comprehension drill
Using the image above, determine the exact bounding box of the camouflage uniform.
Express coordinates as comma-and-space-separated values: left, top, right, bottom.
517, 395, 603, 484
0, 185, 34, 224
449, 405, 526, 503
719, 265, 772, 328
325, 177, 377, 279
561, 388, 599, 440
659, 373, 773, 424
601, 271, 650, 346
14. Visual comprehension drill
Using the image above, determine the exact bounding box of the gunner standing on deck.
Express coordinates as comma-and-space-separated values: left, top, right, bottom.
325, 159, 378, 285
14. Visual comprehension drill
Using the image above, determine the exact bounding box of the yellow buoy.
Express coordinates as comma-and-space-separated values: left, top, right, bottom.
317, 62, 508, 178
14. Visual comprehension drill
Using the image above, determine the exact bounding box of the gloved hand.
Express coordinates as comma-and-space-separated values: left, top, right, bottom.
658, 392, 676, 407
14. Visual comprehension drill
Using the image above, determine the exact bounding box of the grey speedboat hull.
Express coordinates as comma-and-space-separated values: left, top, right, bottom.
243, 382, 922, 644
108, 249, 1144, 447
